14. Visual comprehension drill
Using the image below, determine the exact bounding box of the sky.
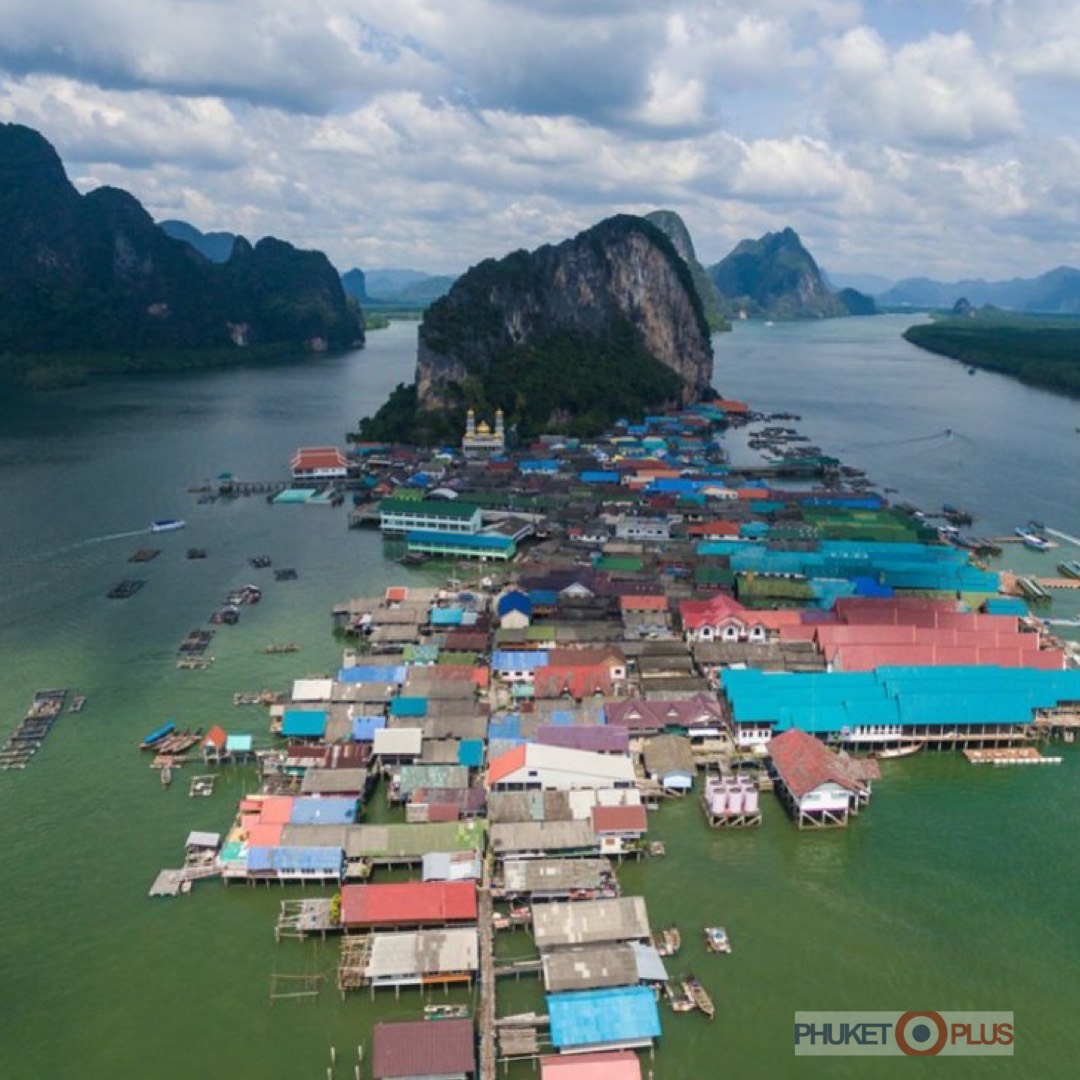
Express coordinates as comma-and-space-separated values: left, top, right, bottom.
1, 0, 1078, 283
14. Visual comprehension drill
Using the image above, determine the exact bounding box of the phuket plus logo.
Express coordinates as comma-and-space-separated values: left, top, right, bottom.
794, 1012, 1014, 1056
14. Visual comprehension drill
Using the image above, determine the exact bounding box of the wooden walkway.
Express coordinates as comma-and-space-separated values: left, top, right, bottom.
478, 875, 497, 1080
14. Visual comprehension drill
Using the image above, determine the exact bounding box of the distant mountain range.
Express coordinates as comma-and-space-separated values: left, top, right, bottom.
876, 267, 1080, 313
340, 266, 456, 306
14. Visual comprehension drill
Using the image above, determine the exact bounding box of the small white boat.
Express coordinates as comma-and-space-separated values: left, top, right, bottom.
1015, 527, 1050, 551
871, 742, 924, 760
151, 519, 186, 533
704, 926, 731, 954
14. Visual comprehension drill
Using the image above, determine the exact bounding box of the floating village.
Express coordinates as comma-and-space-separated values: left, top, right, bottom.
10, 395, 1080, 1079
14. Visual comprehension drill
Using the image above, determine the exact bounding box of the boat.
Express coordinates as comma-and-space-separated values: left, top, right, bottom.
871, 742, 924, 759
161, 765, 172, 787
1015, 528, 1051, 552
654, 925, 682, 956
1058, 560, 1080, 580
150, 519, 186, 533
140, 720, 176, 749
704, 926, 732, 954
68, 695, 87, 713
681, 974, 715, 1019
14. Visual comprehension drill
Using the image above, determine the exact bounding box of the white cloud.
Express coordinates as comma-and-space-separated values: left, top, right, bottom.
0, 0, 1078, 280
825, 27, 1021, 147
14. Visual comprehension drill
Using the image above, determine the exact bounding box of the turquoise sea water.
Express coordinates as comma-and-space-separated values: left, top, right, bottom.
0, 318, 1077, 1079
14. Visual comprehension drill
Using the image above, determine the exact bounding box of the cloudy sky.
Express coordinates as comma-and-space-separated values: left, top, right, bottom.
1, 0, 1078, 282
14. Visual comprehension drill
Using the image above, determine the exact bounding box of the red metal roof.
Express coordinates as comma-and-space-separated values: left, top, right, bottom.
687, 520, 741, 537
290, 446, 349, 471
618, 595, 668, 612
202, 724, 227, 749
767, 729, 865, 799
592, 804, 648, 835
341, 881, 477, 927
373, 1018, 475, 1078
541, 1050, 642, 1079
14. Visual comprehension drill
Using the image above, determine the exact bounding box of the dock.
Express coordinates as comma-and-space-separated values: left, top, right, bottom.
963, 748, 1063, 766
147, 863, 221, 897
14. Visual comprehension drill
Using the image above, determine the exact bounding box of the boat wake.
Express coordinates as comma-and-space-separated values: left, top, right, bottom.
1046, 528, 1080, 550
26, 528, 151, 562
837, 428, 971, 453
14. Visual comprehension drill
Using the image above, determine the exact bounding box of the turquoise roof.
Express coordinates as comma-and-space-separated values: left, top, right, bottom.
389, 696, 428, 718
722, 666, 1080, 733
281, 709, 327, 738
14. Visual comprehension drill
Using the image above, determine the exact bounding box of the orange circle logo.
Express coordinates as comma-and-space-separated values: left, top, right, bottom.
895, 1011, 949, 1056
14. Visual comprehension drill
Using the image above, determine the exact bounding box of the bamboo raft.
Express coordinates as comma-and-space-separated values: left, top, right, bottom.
0, 688, 67, 770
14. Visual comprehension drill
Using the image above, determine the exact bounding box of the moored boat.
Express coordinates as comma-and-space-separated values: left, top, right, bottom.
871, 742, 924, 760
704, 926, 732, 954
681, 974, 715, 1019
1015, 528, 1051, 551
140, 720, 176, 749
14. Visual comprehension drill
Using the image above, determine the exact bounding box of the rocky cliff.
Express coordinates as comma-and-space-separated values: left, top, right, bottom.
412, 214, 713, 435
644, 209, 731, 331
0, 123, 363, 360
708, 227, 874, 319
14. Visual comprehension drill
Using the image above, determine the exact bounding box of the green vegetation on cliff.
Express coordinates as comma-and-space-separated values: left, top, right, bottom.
359, 214, 712, 444
644, 210, 731, 331
358, 320, 684, 444
904, 313, 1080, 396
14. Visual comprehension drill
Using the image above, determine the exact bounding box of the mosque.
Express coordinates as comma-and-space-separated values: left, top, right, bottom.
462, 408, 506, 456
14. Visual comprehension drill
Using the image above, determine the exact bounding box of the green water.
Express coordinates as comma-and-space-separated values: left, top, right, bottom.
1, 319, 1077, 1079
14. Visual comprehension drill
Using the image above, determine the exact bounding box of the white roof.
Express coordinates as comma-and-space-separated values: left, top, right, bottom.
185, 831, 220, 849
518, 743, 636, 784
291, 678, 335, 702
567, 787, 642, 820
373, 727, 424, 756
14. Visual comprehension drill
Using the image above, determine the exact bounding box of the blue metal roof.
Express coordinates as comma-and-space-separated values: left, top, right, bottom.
491, 650, 549, 672
247, 846, 343, 874
289, 797, 357, 825
497, 591, 533, 616
548, 986, 662, 1049
488, 715, 521, 741
351, 716, 387, 741
337, 665, 407, 684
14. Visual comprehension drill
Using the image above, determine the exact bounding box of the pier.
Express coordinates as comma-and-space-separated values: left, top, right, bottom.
477, 870, 497, 1080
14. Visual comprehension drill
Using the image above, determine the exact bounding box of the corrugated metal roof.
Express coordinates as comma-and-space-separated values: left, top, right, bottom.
547, 986, 661, 1050
540, 1049, 639, 1075
372, 1017, 475, 1078
341, 881, 476, 927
